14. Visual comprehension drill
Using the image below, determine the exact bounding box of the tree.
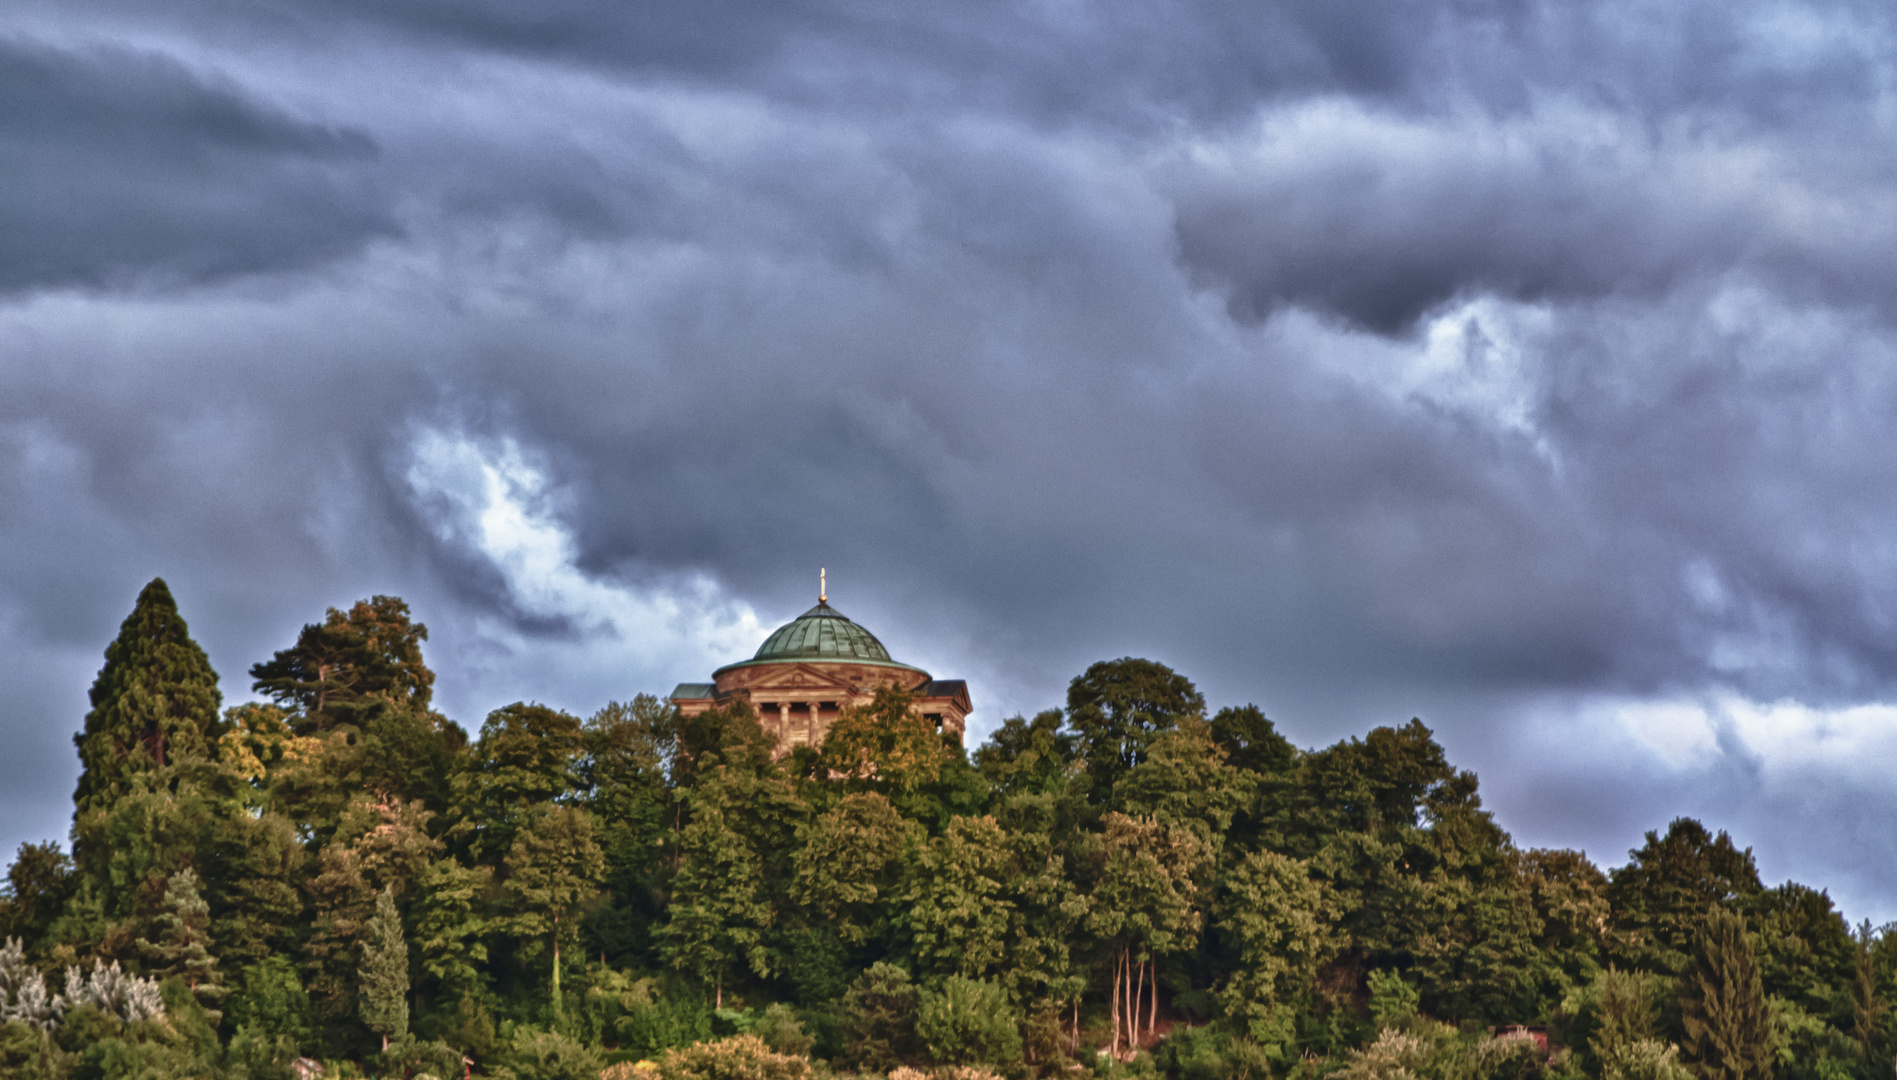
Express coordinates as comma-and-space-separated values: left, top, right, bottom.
821, 685, 954, 794
358, 887, 410, 1052
0, 843, 73, 952
841, 962, 921, 1071
973, 710, 1078, 798
582, 697, 676, 964
140, 867, 225, 1022
450, 703, 585, 863
662, 802, 772, 1007
1216, 849, 1330, 1053
1066, 658, 1204, 800
916, 976, 1022, 1068
1087, 812, 1210, 1057
70, 579, 225, 914
504, 803, 604, 1011
790, 793, 918, 949
411, 857, 493, 1010
1680, 906, 1770, 1080
250, 595, 433, 730
1608, 819, 1762, 975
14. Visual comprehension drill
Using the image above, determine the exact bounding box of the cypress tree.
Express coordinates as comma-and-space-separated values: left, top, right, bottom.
1680, 905, 1771, 1080
358, 887, 409, 1051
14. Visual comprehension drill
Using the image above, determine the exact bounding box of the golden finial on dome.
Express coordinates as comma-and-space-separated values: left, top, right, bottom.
820, 567, 826, 604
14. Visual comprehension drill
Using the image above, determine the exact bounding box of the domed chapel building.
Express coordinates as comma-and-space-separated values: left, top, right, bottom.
669, 577, 971, 755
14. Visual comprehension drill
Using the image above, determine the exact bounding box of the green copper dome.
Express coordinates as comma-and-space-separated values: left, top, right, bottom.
712, 600, 930, 679
753, 602, 892, 662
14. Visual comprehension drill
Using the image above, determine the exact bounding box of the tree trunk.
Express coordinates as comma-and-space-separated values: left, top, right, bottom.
1109, 949, 1121, 1059
1147, 957, 1157, 1041
1133, 955, 1145, 1049
551, 920, 562, 1011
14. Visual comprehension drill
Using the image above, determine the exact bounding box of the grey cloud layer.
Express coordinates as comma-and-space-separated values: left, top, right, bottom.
6, 0, 1897, 913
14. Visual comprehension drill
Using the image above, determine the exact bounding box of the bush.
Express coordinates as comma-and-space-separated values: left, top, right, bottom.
753, 1003, 815, 1057
843, 962, 920, 1071
915, 977, 1021, 1069
619, 994, 717, 1061
657, 1034, 810, 1080
499, 1026, 603, 1080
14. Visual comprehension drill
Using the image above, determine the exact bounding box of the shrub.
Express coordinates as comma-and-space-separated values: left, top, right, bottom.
753, 1003, 815, 1057
843, 962, 920, 1071
915, 977, 1021, 1069
502, 1026, 604, 1080
656, 1034, 810, 1080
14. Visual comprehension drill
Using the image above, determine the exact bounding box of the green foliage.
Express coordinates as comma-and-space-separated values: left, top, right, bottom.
452, 702, 587, 862
1679, 906, 1771, 1080
228, 955, 312, 1050
500, 1025, 604, 1080
915, 976, 1022, 1068
140, 867, 225, 1022
70, 578, 226, 929
504, 802, 605, 1005
1216, 848, 1328, 1051
1066, 658, 1204, 799
1366, 969, 1419, 1029
1608, 820, 1762, 976
18, 603, 1897, 1079
250, 594, 435, 727
0, 844, 73, 953
842, 962, 921, 1071
752, 1002, 814, 1057
358, 886, 411, 1045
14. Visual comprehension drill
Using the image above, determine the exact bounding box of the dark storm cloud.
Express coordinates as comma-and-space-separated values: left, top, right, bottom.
7, 0, 1897, 915
0, 35, 392, 291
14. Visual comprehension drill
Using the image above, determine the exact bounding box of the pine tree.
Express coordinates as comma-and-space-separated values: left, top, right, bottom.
1680, 905, 1771, 1080
357, 887, 409, 1052
141, 867, 225, 1022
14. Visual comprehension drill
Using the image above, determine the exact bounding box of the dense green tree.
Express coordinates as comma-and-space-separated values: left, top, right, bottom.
1609, 819, 1762, 976
411, 856, 493, 1013
358, 887, 410, 1051
790, 793, 917, 950
1113, 716, 1250, 848
504, 803, 605, 1011
1066, 658, 1204, 800
821, 685, 955, 795
841, 962, 920, 1071
662, 801, 772, 1007
451, 703, 586, 863
74, 579, 224, 810
973, 710, 1078, 798
70, 579, 226, 928
1680, 906, 1770, 1080
250, 595, 434, 730
581, 697, 676, 965
0, 844, 73, 955
1216, 849, 1329, 1054
916, 975, 1023, 1068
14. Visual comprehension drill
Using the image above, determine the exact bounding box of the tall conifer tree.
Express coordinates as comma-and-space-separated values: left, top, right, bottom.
1681, 905, 1771, 1080
358, 887, 410, 1052
69, 578, 224, 923
73, 578, 223, 814
141, 867, 225, 1023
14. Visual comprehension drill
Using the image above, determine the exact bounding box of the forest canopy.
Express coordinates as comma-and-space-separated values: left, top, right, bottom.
0, 578, 1887, 1080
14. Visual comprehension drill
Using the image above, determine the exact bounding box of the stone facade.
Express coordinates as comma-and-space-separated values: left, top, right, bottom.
670, 599, 970, 755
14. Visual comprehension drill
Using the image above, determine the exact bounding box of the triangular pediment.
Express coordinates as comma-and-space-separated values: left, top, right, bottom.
746, 663, 860, 692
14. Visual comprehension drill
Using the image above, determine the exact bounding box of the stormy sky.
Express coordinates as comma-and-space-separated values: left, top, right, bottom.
6, 0, 1897, 918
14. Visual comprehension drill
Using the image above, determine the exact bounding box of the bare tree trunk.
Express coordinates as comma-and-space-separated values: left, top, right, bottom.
1133, 956, 1145, 1049
1147, 957, 1157, 1041
1109, 949, 1120, 1059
